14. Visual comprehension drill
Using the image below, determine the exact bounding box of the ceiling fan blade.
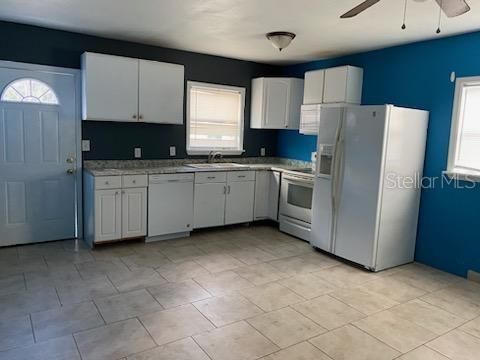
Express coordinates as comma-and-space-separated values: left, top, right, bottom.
435, 0, 470, 17
340, 0, 382, 18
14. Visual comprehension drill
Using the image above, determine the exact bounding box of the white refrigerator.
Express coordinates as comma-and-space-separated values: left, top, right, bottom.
311, 105, 429, 271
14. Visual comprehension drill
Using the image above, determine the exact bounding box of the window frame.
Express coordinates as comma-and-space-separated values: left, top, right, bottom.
0, 78, 60, 105
186, 81, 246, 156
446, 76, 480, 181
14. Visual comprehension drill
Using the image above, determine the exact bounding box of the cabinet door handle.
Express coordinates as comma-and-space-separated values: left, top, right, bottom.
115, 191, 119, 195
227, 185, 231, 194
207, 176, 216, 179
139, 114, 144, 120
132, 114, 137, 119
223, 185, 227, 194
238, 175, 246, 178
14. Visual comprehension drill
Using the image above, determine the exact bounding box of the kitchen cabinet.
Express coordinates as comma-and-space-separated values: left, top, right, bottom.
323, 66, 363, 104
94, 189, 122, 243
303, 69, 325, 104
251, 77, 304, 129
121, 187, 147, 239
84, 173, 147, 246
139, 60, 184, 124
82, 52, 184, 124
82, 52, 139, 122
149, 174, 194, 238
254, 170, 280, 221
193, 171, 255, 229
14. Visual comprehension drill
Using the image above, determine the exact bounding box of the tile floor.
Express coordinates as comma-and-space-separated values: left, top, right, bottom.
0, 224, 480, 360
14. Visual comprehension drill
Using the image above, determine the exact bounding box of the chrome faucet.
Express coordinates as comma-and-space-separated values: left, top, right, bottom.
207, 151, 223, 163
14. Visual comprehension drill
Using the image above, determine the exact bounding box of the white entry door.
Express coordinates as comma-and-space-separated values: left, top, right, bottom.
0, 65, 78, 246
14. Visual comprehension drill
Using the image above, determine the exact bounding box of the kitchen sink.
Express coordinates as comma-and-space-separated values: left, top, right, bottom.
185, 163, 247, 169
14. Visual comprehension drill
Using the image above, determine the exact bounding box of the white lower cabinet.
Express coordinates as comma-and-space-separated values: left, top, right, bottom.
121, 188, 147, 239
193, 171, 255, 229
254, 170, 280, 221
194, 182, 227, 229
225, 181, 255, 225
94, 189, 122, 243
84, 173, 147, 246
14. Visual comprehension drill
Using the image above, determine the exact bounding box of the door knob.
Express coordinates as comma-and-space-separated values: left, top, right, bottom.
66, 169, 75, 174
66, 157, 75, 164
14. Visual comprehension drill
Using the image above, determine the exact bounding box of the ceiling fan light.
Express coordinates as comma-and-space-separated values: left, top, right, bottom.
266, 31, 296, 51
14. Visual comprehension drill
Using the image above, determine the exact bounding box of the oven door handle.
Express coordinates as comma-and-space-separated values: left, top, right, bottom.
282, 177, 314, 188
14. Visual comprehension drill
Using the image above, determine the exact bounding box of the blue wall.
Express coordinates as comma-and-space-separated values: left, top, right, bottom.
280, 31, 480, 277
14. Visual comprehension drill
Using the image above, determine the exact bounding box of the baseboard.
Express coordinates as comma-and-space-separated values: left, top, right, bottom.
146, 232, 190, 242
467, 270, 480, 284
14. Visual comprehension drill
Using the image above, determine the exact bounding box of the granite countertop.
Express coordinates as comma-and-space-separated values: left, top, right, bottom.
83, 157, 312, 177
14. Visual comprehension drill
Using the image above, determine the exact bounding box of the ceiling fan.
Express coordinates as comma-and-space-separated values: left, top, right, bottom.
341, 0, 470, 18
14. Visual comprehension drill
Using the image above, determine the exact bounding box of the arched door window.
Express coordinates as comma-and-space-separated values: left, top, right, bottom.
1, 78, 59, 105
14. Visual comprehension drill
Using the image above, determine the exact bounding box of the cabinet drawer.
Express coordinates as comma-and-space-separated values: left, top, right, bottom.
122, 175, 147, 188
149, 173, 194, 184
227, 171, 255, 182
195, 172, 227, 184
95, 176, 122, 190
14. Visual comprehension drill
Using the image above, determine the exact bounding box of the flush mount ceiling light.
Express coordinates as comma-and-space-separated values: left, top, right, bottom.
266, 31, 296, 52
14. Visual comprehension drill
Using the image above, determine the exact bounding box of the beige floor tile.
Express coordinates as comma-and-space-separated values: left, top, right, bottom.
460, 316, 480, 339
293, 295, 364, 330
156, 261, 210, 282
269, 254, 337, 276
0, 256, 48, 277
121, 253, 172, 270
315, 265, 378, 288
24, 267, 82, 291
353, 311, 437, 353
0, 335, 80, 360
75, 318, 155, 360
194, 253, 245, 273
56, 277, 118, 304
194, 321, 278, 360
193, 270, 254, 296
421, 287, 480, 320
248, 307, 326, 348
427, 330, 480, 360
390, 299, 466, 335
397, 346, 450, 360
310, 324, 400, 360
0, 288, 60, 319
238, 282, 304, 312
94, 289, 163, 323
0, 315, 34, 352
330, 288, 399, 315
76, 259, 130, 279
127, 337, 209, 360
161, 245, 206, 263
31, 301, 104, 342
264, 341, 331, 360
139, 304, 214, 345
108, 268, 166, 292
234, 263, 287, 286
259, 243, 309, 259
193, 294, 263, 327
388, 266, 459, 292
279, 273, 337, 299
44, 250, 94, 266
147, 280, 211, 308
0, 275, 26, 296
357, 277, 427, 303
230, 247, 278, 265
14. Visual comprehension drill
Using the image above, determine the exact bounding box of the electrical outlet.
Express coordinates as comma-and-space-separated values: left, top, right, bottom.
170, 146, 176, 157
260, 147, 266, 156
82, 140, 90, 152
134, 147, 142, 158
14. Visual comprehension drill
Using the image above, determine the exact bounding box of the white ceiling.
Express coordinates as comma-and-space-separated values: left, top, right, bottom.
0, 0, 479, 64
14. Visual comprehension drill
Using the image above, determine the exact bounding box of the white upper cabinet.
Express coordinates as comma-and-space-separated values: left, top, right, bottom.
323, 66, 363, 104
139, 60, 184, 124
251, 77, 304, 130
82, 52, 185, 124
82, 52, 139, 122
303, 69, 325, 104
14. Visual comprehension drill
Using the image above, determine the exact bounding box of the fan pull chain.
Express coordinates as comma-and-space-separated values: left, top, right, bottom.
401, 0, 408, 30
436, 0, 443, 34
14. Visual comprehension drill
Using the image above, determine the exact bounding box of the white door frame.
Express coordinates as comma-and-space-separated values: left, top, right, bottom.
0, 60, 83, 240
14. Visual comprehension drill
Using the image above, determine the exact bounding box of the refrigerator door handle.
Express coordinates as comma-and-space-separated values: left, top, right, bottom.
331, 117, 345, 253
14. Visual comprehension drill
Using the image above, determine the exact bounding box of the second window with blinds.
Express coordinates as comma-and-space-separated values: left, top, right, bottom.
187, 81, 246, 155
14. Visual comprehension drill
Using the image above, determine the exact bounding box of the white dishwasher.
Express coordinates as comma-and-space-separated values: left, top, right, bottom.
147, 173, 194, 241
